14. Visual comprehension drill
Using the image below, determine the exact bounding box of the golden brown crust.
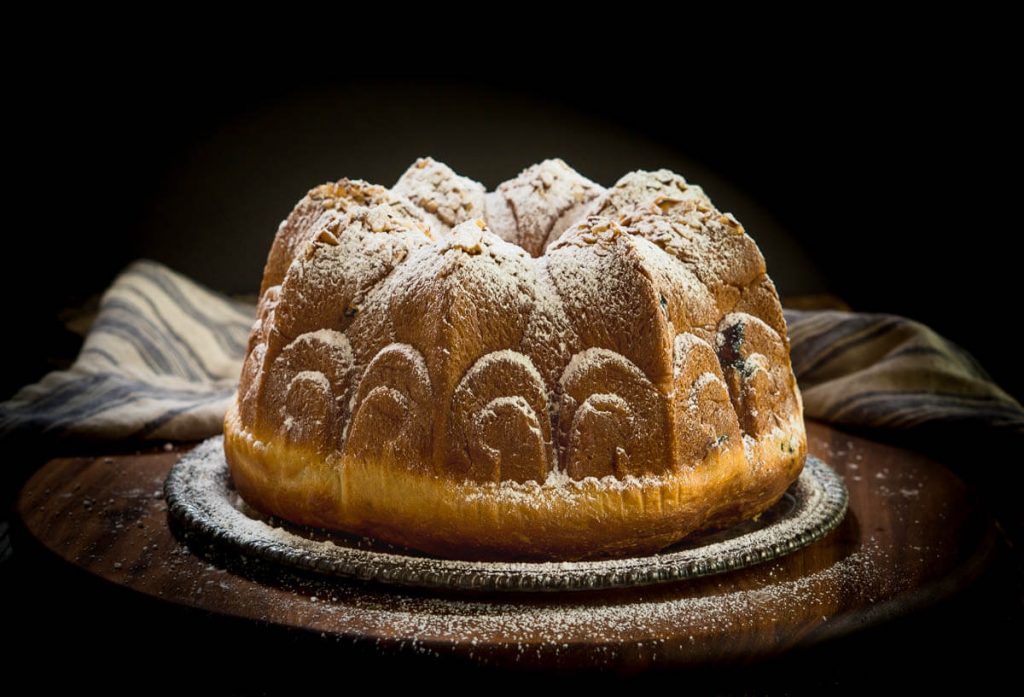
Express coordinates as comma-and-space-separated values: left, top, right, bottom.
484, 159, 604, 256
224, 401, 806, 561
392, 157, 487, 232
229, 159, 809, 561
260, 179, 431, 296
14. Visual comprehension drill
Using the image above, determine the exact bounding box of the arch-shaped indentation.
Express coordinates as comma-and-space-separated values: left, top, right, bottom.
344, 343, 433, 471
467, 396, 548, 484
282, 370, 334, 446
279, 330, 354, 389
672, 332, 742, 467
558, 347, 671, 479
716, 312, 799, 439
565, 393, 634, 479
448, 350, 552, 484
255, 330, 354, 452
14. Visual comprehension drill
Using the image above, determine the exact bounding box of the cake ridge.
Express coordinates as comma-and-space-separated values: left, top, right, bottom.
226, 156, 808, 559
239, 159, 800, 487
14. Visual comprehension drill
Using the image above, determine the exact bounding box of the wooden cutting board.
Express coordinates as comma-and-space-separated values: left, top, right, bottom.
13, 419, 996, 670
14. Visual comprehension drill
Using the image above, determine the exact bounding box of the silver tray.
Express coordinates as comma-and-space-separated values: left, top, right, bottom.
164, 436, 848, 593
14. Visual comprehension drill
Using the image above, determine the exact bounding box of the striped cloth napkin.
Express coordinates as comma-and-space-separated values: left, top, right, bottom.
2, 259, 1022, 453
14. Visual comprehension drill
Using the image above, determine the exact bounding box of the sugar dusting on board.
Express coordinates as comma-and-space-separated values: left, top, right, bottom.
178, 465, 884, 665
300, 538, 891, 650
41, 429, 959, 670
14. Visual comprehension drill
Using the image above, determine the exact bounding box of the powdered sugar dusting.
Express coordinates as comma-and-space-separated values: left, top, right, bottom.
743, 433, 757, 461
692, 371, 721, 392
318, 538, 886, 648
301, 328, 351, 352
486, 158, 605, 256
244, 157, 803, 500
393, 157, 486, 232
464, 350, 546, 394
372, 343, 431, 386
560, 347, 647, 389
587, 168, 711, 220
288, 370, 330, 391
475, 395, 540, 434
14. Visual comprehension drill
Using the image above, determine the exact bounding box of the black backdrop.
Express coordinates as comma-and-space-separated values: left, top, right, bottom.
4, 38, 1022, 693
8, 64, 1018, 404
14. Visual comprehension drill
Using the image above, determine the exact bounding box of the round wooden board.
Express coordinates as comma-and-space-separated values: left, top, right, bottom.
14, 420, 997, 670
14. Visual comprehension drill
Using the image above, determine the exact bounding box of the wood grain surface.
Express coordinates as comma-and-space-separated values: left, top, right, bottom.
13, 419, 997, 670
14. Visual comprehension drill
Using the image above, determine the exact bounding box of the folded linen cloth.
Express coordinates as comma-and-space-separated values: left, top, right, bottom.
2, 259, 1022, 454
1, 260, 252, 443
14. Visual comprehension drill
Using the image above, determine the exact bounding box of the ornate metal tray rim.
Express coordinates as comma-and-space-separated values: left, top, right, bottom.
164, 436, 848, 593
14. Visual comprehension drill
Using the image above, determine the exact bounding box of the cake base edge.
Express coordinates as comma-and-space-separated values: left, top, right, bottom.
223, 401, 807, 561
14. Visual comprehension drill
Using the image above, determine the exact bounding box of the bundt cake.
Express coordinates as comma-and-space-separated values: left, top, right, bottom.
224, 157, 807, 561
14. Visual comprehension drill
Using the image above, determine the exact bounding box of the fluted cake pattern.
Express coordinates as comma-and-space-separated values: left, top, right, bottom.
225, 157, 807, 561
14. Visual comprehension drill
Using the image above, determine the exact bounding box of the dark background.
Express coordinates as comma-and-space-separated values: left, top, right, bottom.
7, 60, 1019, 405
4, 44, 1021, 691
